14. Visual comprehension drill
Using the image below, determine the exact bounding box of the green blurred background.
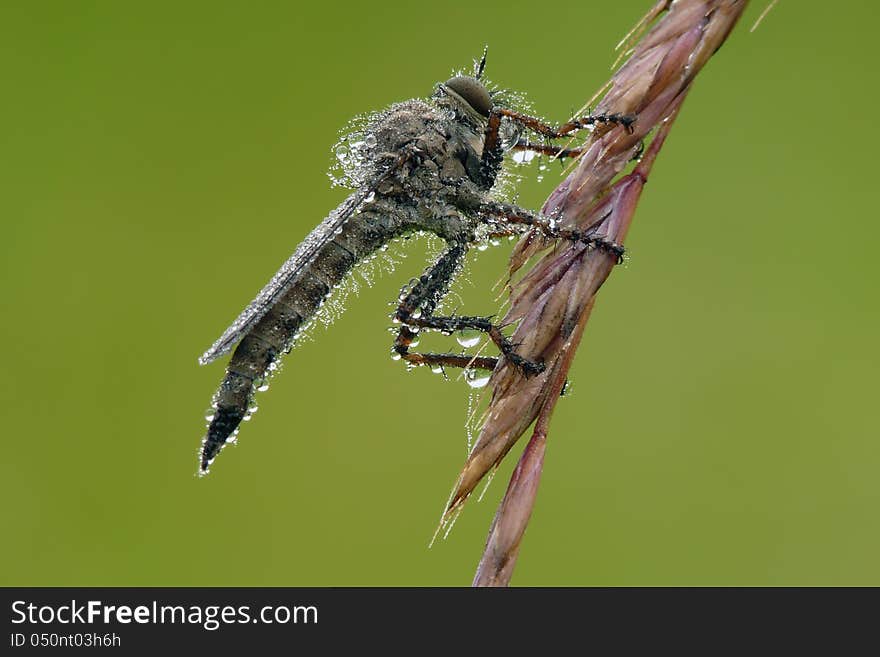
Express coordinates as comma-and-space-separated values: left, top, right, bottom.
2, 0, 878, 586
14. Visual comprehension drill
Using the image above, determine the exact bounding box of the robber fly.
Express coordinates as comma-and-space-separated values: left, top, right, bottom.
197, 51, 633, 473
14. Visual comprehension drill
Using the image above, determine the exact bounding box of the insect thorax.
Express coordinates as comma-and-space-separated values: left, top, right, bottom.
342, 100, 485, 235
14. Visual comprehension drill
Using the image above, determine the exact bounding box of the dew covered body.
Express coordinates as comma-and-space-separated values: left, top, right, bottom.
199, 97, 496, 470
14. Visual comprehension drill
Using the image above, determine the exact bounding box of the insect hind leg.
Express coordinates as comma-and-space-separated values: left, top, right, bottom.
395, 346, 500, 373
397, 314, 544, 375
391, 242, 544, 377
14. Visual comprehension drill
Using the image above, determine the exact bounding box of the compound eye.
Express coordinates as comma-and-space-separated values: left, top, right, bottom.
443, 76, 492, 118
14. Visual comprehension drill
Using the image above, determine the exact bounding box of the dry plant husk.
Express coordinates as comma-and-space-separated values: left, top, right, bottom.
438, 0, 751, 586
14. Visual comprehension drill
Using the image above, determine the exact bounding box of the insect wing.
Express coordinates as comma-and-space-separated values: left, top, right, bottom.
199, 188, 371, 365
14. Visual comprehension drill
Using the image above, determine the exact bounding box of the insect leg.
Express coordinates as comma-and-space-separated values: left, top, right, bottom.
401, 314, 545, 375
495, 107, 636, 139
396, 348, 500, 372
392, 242, 544, 376
478, 110, 506, 189
512, 140, 587, 160
476, 201, 626, 263
479, 109, 635, 187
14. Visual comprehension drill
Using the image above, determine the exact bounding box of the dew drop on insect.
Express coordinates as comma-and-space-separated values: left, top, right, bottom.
364, 134, 377, 148
257, 382, 270, 392
205, 413, 215, 422
456, 329, 481, 348
465, 369, 491, 389
390, 352, 402, 361
411, 309, 421, 319
476, 242, 489, 252
364, 191, 376, 202
409, 336, 420, 348
431, 364, 443, 374
512, 150, 536, 164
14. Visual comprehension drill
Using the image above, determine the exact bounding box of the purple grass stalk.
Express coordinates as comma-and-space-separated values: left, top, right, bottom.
439, 0, 751, 586
472, 105, 684, 586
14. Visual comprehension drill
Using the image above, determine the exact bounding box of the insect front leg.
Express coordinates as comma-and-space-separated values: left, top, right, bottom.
478, 108, 636, 188
391, 242, 544, 376
495, 107, 636, 139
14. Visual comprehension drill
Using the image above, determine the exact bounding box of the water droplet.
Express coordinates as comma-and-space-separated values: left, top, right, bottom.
560, 379, 572, 397
465, 369, 491, 389
412, 309, 422, 319
409, 336, 420, 348
476, 242, 489, 252
456, 329, 482, 348
364, 191, 376, 202
205, 413, 215, 422
431, 364, 443, 374
512, 149, 536, 164
364, 134, 377, 148
390, 352, 402, 361
257, 382, 270, 392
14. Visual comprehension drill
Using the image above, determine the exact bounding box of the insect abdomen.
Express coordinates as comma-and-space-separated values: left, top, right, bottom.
199, 208, 403, 472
